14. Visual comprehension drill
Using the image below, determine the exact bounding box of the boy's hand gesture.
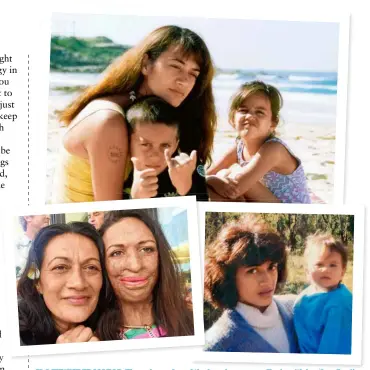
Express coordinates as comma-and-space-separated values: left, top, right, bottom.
165, 149, 197, 196
130, 157, 158, 198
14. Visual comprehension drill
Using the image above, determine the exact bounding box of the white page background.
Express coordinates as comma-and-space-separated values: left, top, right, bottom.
0, 0, 368, 369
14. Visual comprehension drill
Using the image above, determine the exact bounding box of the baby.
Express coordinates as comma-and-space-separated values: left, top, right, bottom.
293, 232, 352, 354
123, 96, 208, 200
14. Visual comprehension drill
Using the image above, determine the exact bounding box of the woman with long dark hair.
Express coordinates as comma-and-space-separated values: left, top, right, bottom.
97, 210, 193, 339
18, 222, 107, 345
52, 25, 216, 203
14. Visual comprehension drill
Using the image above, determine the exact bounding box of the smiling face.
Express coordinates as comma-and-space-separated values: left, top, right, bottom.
307, 248, 346, 290
235, 260, 278, 312
232, 93, 276, 141
103, 217, 159, 304
141, 45, 200, 107
130, 121, 179, 175
36, 233, 103, 333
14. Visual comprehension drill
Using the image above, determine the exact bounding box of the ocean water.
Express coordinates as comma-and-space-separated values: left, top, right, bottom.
213, 70, 337, 128
49, 70, 337, 127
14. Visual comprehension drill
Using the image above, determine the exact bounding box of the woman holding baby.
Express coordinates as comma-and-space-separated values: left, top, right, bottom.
203, 216, 352, 354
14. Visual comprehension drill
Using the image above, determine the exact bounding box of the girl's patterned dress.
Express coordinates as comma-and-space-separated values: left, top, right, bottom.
237, 137, 311, 203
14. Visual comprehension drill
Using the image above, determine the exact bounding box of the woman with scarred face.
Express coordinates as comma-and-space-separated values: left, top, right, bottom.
97, 210, 193, 340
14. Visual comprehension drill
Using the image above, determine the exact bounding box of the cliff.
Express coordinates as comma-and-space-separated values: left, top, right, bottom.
50, 36, 130, 72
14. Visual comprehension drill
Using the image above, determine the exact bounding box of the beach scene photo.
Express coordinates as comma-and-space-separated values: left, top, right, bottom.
47, 14, 341, 204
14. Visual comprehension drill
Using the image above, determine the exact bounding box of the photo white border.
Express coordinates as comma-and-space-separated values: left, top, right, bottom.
196, 201, 364, 366
4, 196, 204, 357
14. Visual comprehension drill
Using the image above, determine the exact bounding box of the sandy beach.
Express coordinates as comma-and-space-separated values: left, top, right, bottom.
212, 122, 335, 204
46, 91, 335, 204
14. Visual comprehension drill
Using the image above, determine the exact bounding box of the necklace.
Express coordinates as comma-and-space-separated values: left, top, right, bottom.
120, 324, 156, 339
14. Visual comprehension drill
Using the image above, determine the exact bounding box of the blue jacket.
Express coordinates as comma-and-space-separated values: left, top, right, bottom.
293, 283, 352, 354
204, 298, 299, 353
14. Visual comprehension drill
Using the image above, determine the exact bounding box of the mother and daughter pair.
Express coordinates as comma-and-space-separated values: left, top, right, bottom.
18, 210, 193, 345
204, 217, 352, 354
52, 25, 311, 204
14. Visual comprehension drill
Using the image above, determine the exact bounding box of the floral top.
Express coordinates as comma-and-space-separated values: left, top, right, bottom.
236, 137, 311, 203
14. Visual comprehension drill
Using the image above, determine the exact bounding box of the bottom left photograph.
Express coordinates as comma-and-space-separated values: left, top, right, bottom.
5, 197, 202, 356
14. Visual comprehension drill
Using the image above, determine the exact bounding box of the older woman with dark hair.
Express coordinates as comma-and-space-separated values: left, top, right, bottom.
204, 216, 298, 353
97, 209, 193, 340
17, 222, 107, 345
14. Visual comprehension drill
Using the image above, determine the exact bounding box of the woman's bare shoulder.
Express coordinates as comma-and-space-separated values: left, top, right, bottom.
64, 103, 128, 154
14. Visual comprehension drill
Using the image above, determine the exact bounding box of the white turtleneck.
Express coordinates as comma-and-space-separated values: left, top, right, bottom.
235, 300, 290, 353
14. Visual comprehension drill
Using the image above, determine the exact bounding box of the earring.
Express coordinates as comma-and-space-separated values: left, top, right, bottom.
27, 263, 40, 280
129, 90, 137, 102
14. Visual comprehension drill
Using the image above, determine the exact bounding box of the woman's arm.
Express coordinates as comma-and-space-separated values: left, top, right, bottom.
84, 111, 129, 201
206, 144, 238, 175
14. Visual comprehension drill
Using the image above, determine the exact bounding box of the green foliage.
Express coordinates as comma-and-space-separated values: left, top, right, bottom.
50, 36, 131, 72
181, 270, 191, 285
306, 173, 328, 181
280, 281, 307, 295
204, 302, 222, 331
205, 212, 354, 255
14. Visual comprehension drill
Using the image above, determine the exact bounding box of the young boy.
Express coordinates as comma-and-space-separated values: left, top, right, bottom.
123, 96, 208, 200
293, 232, 352, 354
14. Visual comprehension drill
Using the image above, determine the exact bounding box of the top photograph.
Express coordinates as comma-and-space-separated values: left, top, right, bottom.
46, 13, 347, 205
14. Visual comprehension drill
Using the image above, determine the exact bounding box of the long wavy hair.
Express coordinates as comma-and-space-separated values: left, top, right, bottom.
97, 209, 194, 339
59, 25, 217, 165
17, 222, 108, 345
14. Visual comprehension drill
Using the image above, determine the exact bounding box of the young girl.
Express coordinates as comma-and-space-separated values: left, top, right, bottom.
207, 81, 311, 203
293, 233, 352, 354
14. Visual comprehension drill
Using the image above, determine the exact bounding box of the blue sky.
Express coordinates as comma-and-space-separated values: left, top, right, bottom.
51, 13, 339, 72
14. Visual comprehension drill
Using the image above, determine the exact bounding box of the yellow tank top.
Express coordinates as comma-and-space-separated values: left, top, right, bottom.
51, 100, 131, 204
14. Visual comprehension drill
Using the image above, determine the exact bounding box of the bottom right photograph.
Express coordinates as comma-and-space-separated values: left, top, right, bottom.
203, 211, 355, 355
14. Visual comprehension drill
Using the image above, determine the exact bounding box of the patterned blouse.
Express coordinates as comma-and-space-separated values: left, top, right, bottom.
236, 137, 311, 203
119, 325, 166, 339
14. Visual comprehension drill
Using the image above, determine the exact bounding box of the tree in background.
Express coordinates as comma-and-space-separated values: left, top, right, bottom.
205, 212, 354, 254
203, 212, 354, 330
